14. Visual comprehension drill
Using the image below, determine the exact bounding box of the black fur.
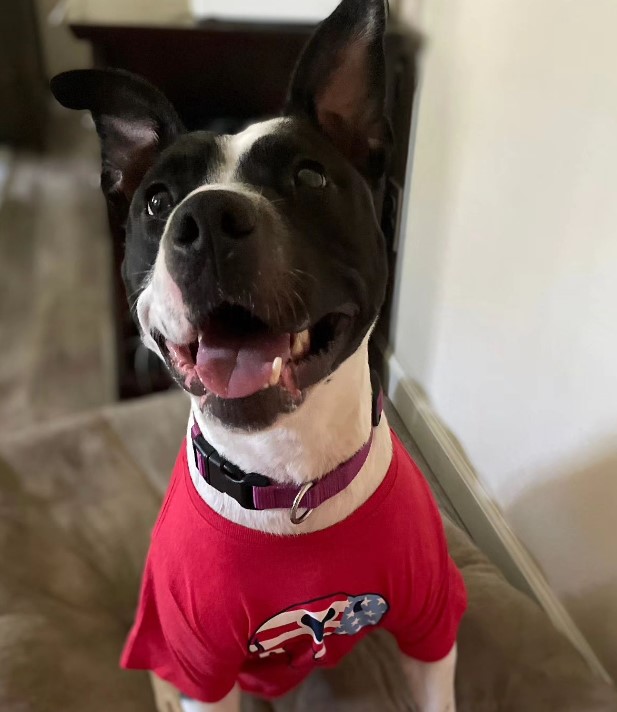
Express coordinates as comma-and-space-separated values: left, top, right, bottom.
51, 69, 185, 228
286, 0, 390, 180
51, 0, 390, 430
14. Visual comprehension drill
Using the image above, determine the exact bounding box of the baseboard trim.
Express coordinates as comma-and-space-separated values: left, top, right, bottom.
378, 341, 612, 684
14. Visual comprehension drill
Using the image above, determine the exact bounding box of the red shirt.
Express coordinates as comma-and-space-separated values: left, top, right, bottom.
121, 431, 467, 703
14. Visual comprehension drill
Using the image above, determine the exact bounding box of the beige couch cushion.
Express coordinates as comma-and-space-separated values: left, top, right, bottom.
0, 393, 615, 711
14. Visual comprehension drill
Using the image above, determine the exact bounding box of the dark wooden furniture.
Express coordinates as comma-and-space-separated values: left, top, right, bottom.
0, 1, 47, 149
68, 13, 419, 398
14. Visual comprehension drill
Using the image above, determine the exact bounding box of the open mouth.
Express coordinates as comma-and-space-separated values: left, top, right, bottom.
155, 302, 355, 401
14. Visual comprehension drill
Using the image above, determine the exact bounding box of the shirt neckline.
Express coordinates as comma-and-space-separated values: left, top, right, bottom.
181, 432, 400, 546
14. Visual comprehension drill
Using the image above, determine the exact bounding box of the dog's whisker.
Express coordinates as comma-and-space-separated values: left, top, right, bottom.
126, 286, 145, 305
292, 288, 308, 323
289, 268, 318, 286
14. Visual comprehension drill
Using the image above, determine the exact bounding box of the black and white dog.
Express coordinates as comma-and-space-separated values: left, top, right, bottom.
52, 1, 462, 710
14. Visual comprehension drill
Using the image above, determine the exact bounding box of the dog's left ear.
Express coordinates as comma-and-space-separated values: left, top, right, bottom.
51, 69, 185, 226
285, 0, 390, 180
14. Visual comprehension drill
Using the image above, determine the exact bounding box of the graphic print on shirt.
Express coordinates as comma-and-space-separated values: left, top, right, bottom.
248, 592, 389, 667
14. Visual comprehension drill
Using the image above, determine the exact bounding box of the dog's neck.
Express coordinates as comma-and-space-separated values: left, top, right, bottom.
189, 341, 394, 535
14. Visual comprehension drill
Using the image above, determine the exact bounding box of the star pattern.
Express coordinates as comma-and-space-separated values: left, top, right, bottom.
336, 594, 389, 636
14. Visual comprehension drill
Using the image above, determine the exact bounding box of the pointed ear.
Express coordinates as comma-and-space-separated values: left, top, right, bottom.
51, 69, 185, 224
285, 0, 390, 180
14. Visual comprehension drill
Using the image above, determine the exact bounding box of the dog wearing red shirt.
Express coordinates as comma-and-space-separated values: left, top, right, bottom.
52, 1, 466, 710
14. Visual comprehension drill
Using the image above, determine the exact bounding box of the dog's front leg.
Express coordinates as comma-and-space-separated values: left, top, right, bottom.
180, 686, 241, 712
400, 645, 457, 712
151, 674, 240, 712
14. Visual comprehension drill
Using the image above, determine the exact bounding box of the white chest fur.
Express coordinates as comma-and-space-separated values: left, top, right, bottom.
188, 340, 394, 535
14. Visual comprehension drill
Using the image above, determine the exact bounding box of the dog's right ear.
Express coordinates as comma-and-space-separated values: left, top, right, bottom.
285, 0, 389, 180
51, 69, 184, 225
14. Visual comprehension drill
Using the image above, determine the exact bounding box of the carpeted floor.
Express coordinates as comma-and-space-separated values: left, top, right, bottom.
0, 107, 115, 440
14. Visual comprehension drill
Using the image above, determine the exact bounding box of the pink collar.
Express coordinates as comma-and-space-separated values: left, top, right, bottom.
191, 374, 383, 522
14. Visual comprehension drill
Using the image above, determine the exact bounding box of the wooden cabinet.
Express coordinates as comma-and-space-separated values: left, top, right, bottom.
0, 1, 47, 148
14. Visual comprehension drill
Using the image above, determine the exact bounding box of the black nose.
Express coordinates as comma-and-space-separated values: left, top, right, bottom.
170, 189, 257, 251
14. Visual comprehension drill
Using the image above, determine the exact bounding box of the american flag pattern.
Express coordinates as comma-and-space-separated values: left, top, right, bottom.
248, 592, 389, 666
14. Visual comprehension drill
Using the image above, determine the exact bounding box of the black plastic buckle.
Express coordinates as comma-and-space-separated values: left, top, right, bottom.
193, 434, 270, 511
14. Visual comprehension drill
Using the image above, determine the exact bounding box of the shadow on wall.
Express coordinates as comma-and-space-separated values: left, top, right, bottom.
385, 373, 542, 598
387, 3, 463, 387
383, 362, 615, 682
507, 449, 617, 681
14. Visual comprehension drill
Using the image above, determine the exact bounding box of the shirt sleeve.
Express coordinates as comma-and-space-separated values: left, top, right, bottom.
386, 464, 467, 663
121, 557, 243, 703
395, 549, 467, 662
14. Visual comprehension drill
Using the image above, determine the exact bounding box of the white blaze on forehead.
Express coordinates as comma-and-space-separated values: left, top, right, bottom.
155, 117, 292, 244
135, 117, 291, 353
216, 117, 292, 184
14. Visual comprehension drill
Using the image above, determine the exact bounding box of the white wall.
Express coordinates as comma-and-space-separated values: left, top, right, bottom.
35, 0, 91, 77
391, 0, 421, 27
392, 0, 617, 679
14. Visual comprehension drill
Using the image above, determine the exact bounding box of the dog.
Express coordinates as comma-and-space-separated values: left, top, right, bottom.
52, 1, 466, 710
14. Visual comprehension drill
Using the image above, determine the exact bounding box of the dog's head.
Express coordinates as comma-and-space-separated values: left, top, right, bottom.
52, 0, 390, 430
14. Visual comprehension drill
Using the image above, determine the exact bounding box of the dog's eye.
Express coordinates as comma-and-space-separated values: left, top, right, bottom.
294, 163, 327, 189
146, 187, 173, 218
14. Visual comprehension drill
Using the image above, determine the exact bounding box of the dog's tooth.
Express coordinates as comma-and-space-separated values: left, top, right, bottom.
291, 329, 311, 359
270, 357, 283, 386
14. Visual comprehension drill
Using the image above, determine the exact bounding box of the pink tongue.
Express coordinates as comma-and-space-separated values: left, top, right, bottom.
195, 323, 291, 399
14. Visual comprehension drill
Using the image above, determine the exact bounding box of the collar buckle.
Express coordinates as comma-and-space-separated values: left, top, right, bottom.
193, 434, 270, 511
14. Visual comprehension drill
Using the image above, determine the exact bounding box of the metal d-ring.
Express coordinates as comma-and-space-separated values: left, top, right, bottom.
290, 482, 315, 525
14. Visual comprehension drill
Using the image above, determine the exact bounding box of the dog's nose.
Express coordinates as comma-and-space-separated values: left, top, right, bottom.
170, 190, 257, 251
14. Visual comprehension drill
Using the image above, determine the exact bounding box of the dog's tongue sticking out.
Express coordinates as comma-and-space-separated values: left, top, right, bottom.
195, 322, 292, 399
166, 317, 310, 399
